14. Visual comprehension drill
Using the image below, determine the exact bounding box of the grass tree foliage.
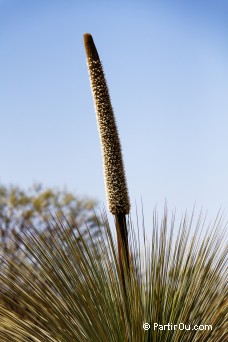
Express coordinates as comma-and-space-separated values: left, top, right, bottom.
0, 34, 227, 341
0, 208, 227, 341
0, 183, 102, 324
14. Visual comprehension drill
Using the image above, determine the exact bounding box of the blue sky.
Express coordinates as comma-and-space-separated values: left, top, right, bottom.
1, 0, 228, 229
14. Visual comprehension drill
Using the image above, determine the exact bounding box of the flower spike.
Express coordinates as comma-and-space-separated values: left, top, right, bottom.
83, 33, 130, 216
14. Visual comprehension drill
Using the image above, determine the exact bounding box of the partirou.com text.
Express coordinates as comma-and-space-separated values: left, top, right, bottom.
143, 322, 212, 331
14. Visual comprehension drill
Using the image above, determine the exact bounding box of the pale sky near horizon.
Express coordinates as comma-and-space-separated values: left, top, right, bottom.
1, 0, 228, 230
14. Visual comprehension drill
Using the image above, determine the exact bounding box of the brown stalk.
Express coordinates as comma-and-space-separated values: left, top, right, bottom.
83, 33, 130, 289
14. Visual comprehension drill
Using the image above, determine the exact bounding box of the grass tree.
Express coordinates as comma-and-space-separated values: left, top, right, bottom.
0, 34, 227, 341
